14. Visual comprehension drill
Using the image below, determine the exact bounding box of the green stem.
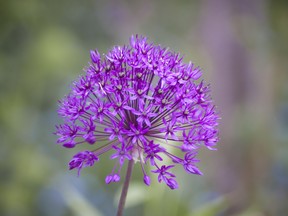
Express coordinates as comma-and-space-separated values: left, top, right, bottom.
116, 159, 134, 216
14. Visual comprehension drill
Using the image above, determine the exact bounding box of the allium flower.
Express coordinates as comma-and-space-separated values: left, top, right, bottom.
55, 35, 219, 190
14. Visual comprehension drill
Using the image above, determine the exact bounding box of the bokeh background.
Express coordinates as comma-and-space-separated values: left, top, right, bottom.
1, 0, 288, 215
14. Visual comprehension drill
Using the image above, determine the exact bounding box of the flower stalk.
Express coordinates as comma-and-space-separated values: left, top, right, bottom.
117, 159, 134, 216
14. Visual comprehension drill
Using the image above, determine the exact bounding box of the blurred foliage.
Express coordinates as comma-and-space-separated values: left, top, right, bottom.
1, 0, 288, 216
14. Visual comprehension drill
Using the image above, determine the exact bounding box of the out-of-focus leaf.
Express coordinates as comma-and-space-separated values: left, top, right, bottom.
59, 182, 104, 216
190, 196, 227, 216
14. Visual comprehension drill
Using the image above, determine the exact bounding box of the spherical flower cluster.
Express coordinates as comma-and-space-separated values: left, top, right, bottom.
55, 35, 219, 189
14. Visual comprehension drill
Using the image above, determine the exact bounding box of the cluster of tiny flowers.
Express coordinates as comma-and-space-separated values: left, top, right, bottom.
55, 35, 219, 190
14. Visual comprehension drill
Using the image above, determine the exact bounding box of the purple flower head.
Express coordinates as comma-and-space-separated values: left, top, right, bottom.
55, 35, 219, 189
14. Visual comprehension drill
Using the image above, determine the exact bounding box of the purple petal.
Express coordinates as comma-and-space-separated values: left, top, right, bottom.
166, 178, 178, 190
105, 175, 113, 184
143, 175, 151, 186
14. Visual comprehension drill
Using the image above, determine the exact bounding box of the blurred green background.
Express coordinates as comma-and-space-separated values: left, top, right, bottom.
1, 0, 288, 215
